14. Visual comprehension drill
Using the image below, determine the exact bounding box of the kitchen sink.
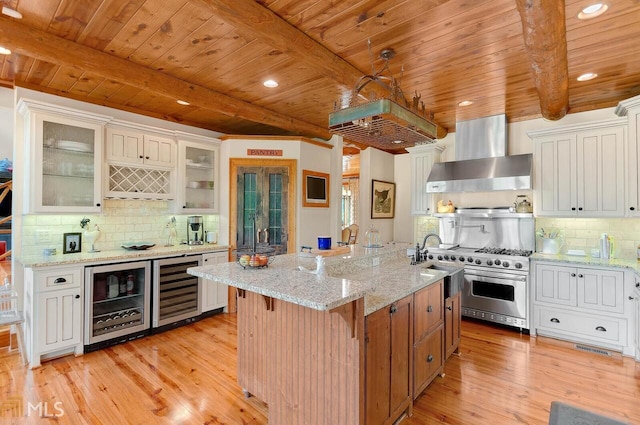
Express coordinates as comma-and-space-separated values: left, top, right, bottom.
422, 262, 464, 298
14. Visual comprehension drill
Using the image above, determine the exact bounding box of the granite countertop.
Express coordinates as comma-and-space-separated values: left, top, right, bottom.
19, 243, 230, 268
188, 243, 452, 315
531, 252, 640, 274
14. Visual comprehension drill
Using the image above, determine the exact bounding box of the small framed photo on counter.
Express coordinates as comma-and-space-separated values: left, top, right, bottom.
63, 232, 82, 254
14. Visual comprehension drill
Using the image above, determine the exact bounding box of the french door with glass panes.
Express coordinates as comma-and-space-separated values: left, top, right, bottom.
236, 166, 289, 255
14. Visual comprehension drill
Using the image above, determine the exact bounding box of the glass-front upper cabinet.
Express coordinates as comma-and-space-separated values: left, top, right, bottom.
19, 100, 109, 213
176, 138, 220, 213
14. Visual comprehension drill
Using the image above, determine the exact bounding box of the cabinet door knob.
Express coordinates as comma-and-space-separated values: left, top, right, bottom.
75, 294, 80, 299
139, 155, 143, 159
630, 207, 636, 211
550, 317, 560, 323
145, 156, 150, 160
578, 207, 583, 211
390, 304, 397, 314
54, 277, 67, 284
578, 274, 583, 278
571, 207, 576, 211
570, 273, 576, 277
427, 305, 433, 313
96, 203, 101, 207
595, 326, 606, 332
447, 305, 453, 311
427, 354, 434, 363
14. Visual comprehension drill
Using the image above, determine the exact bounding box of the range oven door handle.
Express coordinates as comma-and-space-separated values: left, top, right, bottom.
464, 268, 528, 282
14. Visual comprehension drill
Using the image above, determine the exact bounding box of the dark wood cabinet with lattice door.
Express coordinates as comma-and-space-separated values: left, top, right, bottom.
236, 166, 289, 255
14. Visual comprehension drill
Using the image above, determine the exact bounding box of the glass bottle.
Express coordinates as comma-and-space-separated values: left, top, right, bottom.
365, 224, 381, 247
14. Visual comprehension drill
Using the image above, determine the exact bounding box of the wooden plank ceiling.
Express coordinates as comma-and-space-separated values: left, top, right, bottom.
0, 0, 638, 154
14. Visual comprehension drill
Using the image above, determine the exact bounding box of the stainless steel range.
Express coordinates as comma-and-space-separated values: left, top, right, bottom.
425, 207, 534, 330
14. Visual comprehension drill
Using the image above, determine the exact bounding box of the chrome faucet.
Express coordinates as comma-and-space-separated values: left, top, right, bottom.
420, 233, 442, 251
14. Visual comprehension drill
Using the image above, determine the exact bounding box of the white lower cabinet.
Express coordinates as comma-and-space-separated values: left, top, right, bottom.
533, 261, 633, 355
633, 276, 640, 361
25, 266, 84, 368
201, 250, 229, 312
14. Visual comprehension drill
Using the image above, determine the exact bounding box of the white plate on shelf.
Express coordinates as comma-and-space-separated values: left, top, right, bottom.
58, 140, 93, 153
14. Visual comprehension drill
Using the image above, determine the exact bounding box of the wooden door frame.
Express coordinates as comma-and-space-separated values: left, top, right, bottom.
227, 158, 297, 312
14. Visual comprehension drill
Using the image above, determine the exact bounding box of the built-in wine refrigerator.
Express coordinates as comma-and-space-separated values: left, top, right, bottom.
84, 260, 151, 351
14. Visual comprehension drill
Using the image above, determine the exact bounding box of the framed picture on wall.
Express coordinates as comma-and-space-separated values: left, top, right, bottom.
371, 179, 395, 219
63, 232, 82, 254
302, 169, 330, 208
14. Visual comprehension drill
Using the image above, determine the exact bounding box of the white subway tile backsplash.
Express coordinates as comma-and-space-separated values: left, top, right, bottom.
21, 199, 219, 257
536, 217, 640, 259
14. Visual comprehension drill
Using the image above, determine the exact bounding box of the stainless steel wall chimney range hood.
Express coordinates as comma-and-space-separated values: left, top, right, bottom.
426, 114, 532, 193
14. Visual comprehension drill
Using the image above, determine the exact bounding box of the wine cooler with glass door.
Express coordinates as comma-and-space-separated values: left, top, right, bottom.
84, 261, 151, 351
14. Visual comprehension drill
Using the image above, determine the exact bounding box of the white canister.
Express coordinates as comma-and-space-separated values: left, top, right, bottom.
206, 231, 217, 244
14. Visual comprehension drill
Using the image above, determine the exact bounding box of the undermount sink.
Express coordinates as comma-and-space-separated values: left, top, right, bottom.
422, 262, 464, 298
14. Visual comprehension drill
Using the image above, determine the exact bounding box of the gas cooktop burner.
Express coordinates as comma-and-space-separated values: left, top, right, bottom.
474, 247, 533, 257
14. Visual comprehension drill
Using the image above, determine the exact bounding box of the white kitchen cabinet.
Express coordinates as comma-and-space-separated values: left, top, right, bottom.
406, 145, 443, 215
532, 261, 631, 354
615, 94, 640, 216
24, 266, 84, 368
200, 250, 229, 312
106, 126, 176, 168
176, 138, 220, 213
18, 99, 109, 213
530, 119, 626, 217
632, 276, 640, 361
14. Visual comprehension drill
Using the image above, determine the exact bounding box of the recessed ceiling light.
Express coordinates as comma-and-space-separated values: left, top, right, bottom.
0, 47, 11, 55
176, 100, 190, 106
577, 72, 598, 81
458, 100, 473, 107
263, 79, 279, 88
1, 6, 23, 19
578, 3, 608, 19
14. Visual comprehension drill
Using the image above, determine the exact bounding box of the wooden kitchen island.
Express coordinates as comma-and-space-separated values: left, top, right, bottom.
188, 244, 453, 425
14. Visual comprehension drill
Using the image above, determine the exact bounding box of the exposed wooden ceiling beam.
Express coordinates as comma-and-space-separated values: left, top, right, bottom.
198, 0, 448, 138
0, 15, 331, 140
515, 0, 569, 121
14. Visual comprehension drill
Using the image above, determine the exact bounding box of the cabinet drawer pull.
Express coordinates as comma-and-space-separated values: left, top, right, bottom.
595, 326, 607, 332
390, 304, 397, 314
447, 305, 453, 311
427, 354, 434, 363
550, 317, 560, 323
54, 277, 67, 284
427, 305, 433, 313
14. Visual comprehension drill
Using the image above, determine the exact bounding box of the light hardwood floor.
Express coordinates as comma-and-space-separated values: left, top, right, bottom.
1, 314, 638, 424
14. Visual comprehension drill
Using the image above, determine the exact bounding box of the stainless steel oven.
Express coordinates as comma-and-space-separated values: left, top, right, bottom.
462, 265, 528, 329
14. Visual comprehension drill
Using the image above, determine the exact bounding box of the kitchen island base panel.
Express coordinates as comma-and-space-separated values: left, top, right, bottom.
237, 290, 365, 425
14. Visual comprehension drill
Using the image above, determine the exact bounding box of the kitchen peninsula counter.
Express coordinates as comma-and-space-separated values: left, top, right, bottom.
187, 243, 452, 425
